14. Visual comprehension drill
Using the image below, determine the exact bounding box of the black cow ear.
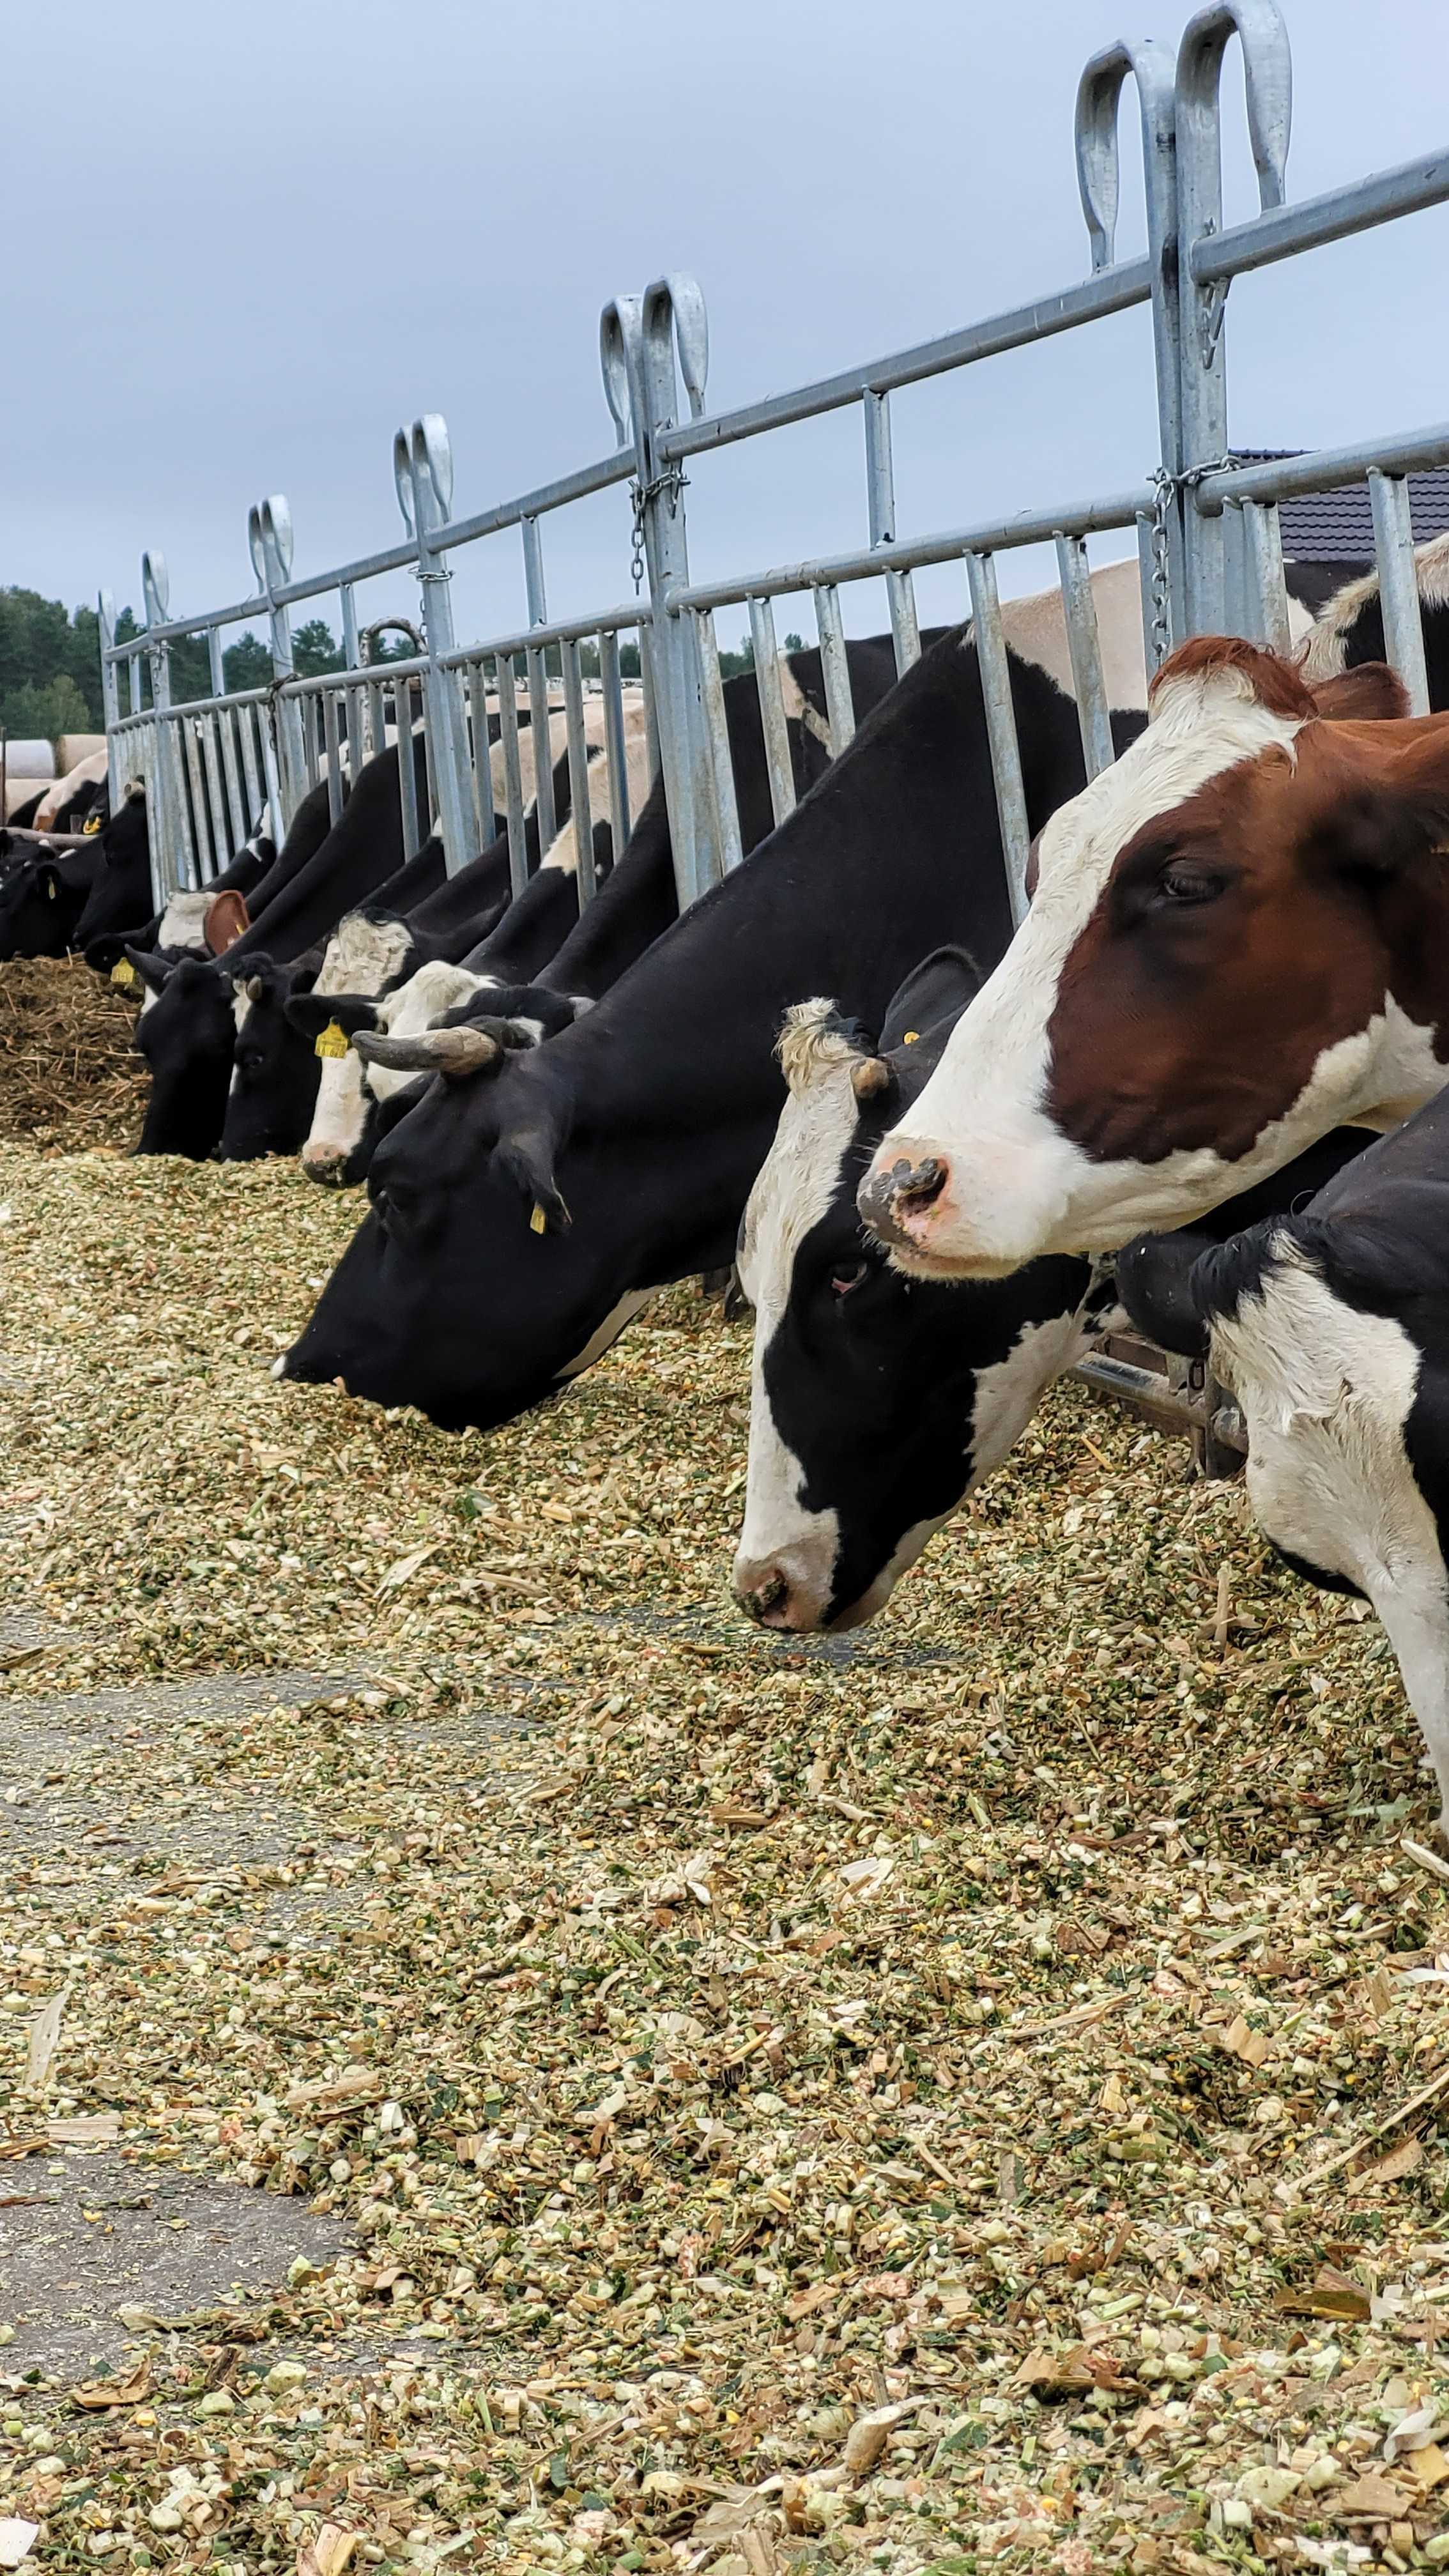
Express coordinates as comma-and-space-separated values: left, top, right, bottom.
285, 990, 374, 1038
878, 946, 985, 1054
495, 1124, 571, 1234
124, 944, 174, 994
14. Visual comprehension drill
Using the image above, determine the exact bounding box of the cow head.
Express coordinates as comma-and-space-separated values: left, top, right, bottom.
0, 850, 97, 960
732, 949, 1102, 1632
72, 785, 152, 954
219, 954, 323, 1163
857, 640, 1438, 1275
132, 953, 237, 1158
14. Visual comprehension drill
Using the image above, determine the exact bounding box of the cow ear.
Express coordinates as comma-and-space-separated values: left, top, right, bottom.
878, 946, 986, 1055
1303, 720, 1449, 883
285, 991, 374, 1038
124, 944, 174, 994
494, 1121, 571, 1234
1308, 661, 1408, 724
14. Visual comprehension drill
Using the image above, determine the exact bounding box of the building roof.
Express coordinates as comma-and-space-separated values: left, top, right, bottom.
1232, 450, 1449, 562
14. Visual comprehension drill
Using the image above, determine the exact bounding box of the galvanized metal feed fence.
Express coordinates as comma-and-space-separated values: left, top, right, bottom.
100, 0, 1449, 1457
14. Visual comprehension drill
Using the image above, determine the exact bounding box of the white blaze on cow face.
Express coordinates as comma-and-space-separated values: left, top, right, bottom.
300, 914, 417, 1174
228, 984, 254, 1094
733, 1006, 862, 1630
861, 661, 1310, 1278
1211, 1239, 1449, 1833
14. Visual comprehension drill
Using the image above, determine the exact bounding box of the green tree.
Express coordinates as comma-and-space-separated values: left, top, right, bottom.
223, 632, 273, 693
783, 631, 805, 652
0, 673, 93, 742
293, 618, 343, 677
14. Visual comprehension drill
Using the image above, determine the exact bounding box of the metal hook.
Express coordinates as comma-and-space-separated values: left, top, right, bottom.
394, 415, 454, 539
1075, 37, 1177, 272
1175, 0, 1291, 215
640, 273, 710, 425
599, 293, 645, 450
141, 550, 170, 627
247, 496, 294, 595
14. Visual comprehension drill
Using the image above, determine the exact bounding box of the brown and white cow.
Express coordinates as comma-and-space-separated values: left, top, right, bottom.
856, 636, 1449, 1275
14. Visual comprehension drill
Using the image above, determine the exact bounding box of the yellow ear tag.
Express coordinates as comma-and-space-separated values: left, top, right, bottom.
111, 958, 138, 990
530, 1204, 548, 1236
315, 1020, 349, 1061
83, 811, 102, 834
902, 1030, 920, 1044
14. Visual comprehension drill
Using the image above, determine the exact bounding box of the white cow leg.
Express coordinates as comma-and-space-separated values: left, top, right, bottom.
1367, 1573, 1449, 1843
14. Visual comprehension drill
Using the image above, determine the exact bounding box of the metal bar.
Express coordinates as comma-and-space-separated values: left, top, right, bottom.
494, 655, 530, 898
257, 705, 284, 847
339, 581, 364, 789
238, 703, 264, 836
425, 448, 635, 554
748, 597, 797, 829
560, 640, 596, 907
1239, 498, 1292, 652
1054, 533, 1114, 779
694, 611, 745, 875
663, 260, 1154, 460
1194, 149, 1449, 281
367, 677, 388, 765
862, 391, 920, 675
464, 661, 494, 848
1073, 1353, 1247, 1451
438, 603, 652, 666
200, 712, 231, 876
965, 551, 1032, 931
218, 703, 247, 845
207, 629, 226, 701
811, 583, 856, 755
396, 680, 422, 859
1199, 423, 1449, 510
1368, 470, 1431, 717
525, 651, 556, 849
322, 687, 345, 827
98, 592, 123, 811
598, 630, 634, 851
180, 716, 208, 890
666, 486, 1153, 617
639, 628, 661, 787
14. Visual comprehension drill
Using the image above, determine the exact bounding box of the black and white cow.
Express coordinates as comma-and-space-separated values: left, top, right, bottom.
733, 951, 1108, 1630
129, 738, 436, 1158
282, 575, 1153, 1428
1117, 1092, 1449, 1834
0, 841, 101, 960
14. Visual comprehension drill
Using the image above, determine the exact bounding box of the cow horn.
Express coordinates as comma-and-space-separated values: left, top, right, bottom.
352, 1025, 502, 1078
850, 1056, 891, 1101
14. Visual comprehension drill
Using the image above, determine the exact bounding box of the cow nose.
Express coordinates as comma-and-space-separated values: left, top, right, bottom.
735, 1566, 797, 1630
856, 1144, 949, 1248
301, 1142, 346, 1186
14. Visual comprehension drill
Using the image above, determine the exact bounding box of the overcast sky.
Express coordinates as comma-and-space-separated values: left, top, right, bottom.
11, 0, 1448, 653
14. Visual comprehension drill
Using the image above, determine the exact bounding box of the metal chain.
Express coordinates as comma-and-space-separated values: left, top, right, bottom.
629, 466, 689, 594
1147, 454, 1236, 667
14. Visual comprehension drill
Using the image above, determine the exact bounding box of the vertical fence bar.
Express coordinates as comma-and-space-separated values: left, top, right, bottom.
257, 703, 285, 848
321, 686, 345, 826
465, 661, 495, 846
238, 705, 264, 838
598, 629, 634, 850
560, 639, 597, 906
811, 583, 857, 756
1054, 533, 1115, 779
748, 595, 797, 828
201, 712, 231, 875
1174, 4, 1292, 636
1239, 498, 1292, 653
862, 390, 921, 674
249, 497, 307, 824
638, 627, 661, 786
965, 550, 1032, 930
521, 514, 557, 853
140, 551, 185, 905
494, 653, 530, 898
176, 717, 203, 891
396, 678, 423, 858
219, 705, 248, 845
694, 610, 746, 875
395, 418, 477, 875
1368, 470, 1430, 717
338, 581, 365, 788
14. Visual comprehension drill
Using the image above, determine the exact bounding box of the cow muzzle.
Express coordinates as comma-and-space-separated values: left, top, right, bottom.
855, 1142, 951, 1253
301, 1140, 351, 1186
732, 1554, 828, 1634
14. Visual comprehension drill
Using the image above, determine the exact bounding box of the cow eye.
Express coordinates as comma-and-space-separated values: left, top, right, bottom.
1157, 860, 1223, 906
831, 1260, 869, 1297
